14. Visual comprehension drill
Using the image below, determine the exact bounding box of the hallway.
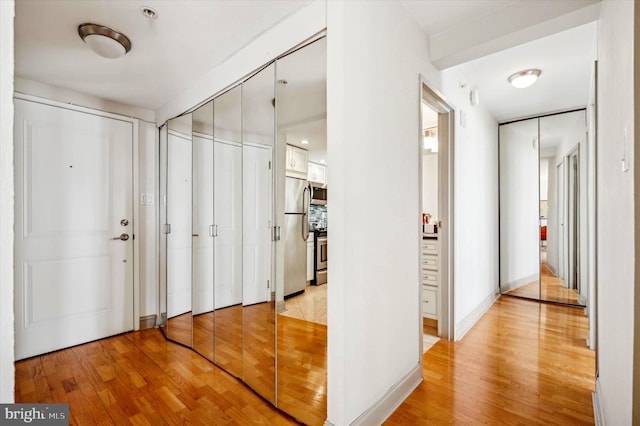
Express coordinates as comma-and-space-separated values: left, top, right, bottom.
15, 296, 594, 425
388, 296, 595, 425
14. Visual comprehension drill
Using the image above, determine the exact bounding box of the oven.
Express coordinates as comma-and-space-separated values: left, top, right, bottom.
313, 230, 328, 285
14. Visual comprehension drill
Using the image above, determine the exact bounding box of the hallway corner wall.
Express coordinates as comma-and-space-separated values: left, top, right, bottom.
596, 0, 635, 424
438, 68, 500, 340
0, 0, 15, 403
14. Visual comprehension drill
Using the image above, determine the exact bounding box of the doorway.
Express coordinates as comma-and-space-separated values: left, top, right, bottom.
13, 95, 138, 360
419, 79, 455, 344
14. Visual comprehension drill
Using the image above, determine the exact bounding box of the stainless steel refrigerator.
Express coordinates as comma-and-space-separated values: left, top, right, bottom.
284, 177, 310, 297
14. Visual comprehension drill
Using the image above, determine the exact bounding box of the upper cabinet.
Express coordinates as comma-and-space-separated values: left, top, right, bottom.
308, 161, 327, 185
286, 144, 308, 178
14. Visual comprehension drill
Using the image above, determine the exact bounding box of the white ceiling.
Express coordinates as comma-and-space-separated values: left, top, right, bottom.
14, 0, 308, 110
450, 22, 597, 123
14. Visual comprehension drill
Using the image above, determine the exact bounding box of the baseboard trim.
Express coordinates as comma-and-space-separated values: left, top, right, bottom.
139, 314, 157, 330
455, 292, 499, 341
500, 274, 538, 293
593, 378, 605, 425
350, 363, 422, 426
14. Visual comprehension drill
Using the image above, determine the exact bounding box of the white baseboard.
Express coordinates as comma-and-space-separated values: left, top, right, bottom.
593, 378, 605, 425
349, 363, 422, 426
500, 274, 538, 293
455, 292, 499, 341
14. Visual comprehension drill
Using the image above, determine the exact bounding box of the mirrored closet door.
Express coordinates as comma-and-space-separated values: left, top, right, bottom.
160, 36, 327, 423
499, 110, 588, 307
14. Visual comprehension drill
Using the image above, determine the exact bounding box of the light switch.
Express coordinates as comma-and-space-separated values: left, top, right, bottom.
141, 194, 154, 205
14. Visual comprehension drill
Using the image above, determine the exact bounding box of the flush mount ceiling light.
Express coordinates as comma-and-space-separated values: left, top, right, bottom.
78, 23, 132, 59
508, 69, 541, 89
301, 139, 309, 145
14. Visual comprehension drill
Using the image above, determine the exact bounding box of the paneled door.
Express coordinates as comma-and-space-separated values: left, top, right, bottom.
14, 98, 134, 360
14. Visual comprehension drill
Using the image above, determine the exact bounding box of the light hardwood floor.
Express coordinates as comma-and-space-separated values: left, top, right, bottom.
15, 296, 593, 425
387, 296, 595, 425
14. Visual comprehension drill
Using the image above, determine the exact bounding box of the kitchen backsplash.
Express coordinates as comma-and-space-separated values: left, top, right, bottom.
309, 204, 327, 230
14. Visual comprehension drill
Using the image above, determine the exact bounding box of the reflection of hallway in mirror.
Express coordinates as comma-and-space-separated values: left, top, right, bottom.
214, 305, 243, 377
192, 312, 214, 361
505, 263, 581, 305
166, 312, 192, 347
279, 284, 326, 325
243, 302, 275, 402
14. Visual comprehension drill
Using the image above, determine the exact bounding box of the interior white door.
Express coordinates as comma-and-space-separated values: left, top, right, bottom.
167, 130, 193, 317
192, 134, 214, 315
243, 144, 272, 306
14, 99, 134, 360
214, 140, 243, 309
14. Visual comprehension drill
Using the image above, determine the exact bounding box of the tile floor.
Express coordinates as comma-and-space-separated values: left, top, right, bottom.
279, 283, 327, 325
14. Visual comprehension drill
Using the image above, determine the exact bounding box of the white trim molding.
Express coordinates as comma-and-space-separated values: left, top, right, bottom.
593, 378, 606, 426
455, 292, 500, 341
350, 363, 422, 426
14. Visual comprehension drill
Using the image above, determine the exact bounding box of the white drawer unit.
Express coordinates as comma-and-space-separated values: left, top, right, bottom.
422, 237, 438, 318
422, 287, 437, 317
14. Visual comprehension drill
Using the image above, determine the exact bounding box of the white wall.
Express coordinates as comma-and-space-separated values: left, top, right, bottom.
596, 0, 635, 424
326, 1, 447, 423
438, 69, 500, 338
422, 153, 438, 216
0, 0, 15, 403
13, 79, 159, 320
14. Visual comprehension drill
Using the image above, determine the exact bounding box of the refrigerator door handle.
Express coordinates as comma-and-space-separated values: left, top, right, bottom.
302, 186, 310, 241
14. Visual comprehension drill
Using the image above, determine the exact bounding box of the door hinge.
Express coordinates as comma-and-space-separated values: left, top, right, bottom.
209, 224, 218, 237
164, 224, 171, 234
272, 225, 281, 241
267, 279, 270, 289
268, 161, 271, 170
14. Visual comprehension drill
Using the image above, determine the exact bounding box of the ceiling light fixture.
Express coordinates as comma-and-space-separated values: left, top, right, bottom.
78, 23, 132, 59
508, 69, 541, 89
301, 140, 309, 145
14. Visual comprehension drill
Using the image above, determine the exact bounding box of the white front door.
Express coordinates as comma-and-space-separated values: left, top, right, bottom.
14, 99, 134, 360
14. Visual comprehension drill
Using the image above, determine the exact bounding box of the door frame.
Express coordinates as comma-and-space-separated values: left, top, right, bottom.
419, 77, 455, 343
14, 92, 141, 331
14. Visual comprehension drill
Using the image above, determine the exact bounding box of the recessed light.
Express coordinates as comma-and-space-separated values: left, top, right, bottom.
301, 140, 309, 145
140, 7, 158, 19
508, 69, 541, 88
78, 23, 132, 59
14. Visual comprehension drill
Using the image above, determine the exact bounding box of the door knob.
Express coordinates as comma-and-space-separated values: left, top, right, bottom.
111, 233, 129, 241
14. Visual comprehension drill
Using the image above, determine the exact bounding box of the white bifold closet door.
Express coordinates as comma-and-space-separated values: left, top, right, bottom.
14, 98, 134, 360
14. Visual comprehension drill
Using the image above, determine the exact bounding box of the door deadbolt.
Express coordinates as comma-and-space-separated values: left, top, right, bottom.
120, 219, 129, 226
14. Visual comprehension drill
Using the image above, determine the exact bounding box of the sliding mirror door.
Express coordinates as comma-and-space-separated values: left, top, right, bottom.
275, 38, 328, 425
192, 101, 215, 361
213, 86, 244, 377
538, 110, 587, 306
499, 118, 540, 300
242, 64, 276, 403
165, 114, 194, 346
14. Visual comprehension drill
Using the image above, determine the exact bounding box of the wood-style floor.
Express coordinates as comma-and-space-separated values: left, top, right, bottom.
388, 296, 595, 425
15, 328, 297, 425
15, 296, 593, 425
505, 263, 582, 305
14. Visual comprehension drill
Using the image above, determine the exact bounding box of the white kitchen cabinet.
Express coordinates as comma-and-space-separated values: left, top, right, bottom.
422, 238, 438, 319
306, 234, 315, 281
308, 162, 327, 185
286, 144, 308, 178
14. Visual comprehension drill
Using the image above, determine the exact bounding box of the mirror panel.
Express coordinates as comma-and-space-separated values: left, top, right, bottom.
192, 101, 215, 361
538, 111, 587, 306
213, 86, 244, 377
499, 118, 540, 300
242, 63, 276, 403
166, 114, 194, 346
275, 38, 328, 424
159, 123, 168, 335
